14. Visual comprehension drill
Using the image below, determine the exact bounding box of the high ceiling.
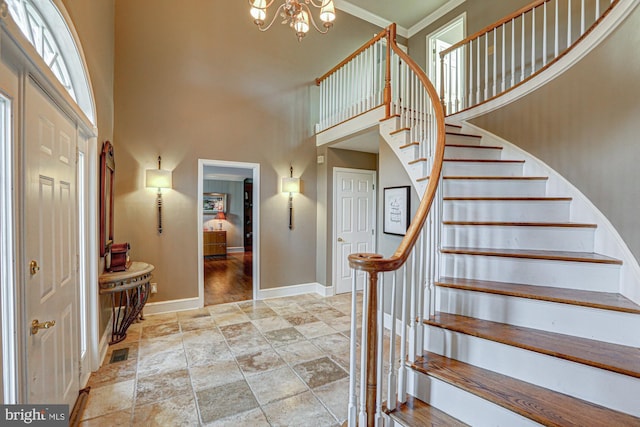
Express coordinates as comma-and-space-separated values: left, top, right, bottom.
335, 0, 465, 37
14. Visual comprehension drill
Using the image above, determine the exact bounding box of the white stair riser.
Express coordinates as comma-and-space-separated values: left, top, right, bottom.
424, 326, 640, 417
445, 145, 502, 160
443, 161, 523, 177
443, 200, 570, 222
442, 225, 595, 251
406, 371, 540, 427
400, 144, 419, 162
441, 253, 620, 291
436, 287, 640, 347
379, 117, 401, 136
443, 178, 548, 197
445, 124, 462, 133
445, 133, 482, 146
408, 161, 428, 177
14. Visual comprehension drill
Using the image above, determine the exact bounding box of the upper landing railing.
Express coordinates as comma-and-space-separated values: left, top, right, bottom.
440, 0, 619, 115
316, 24, 446, 427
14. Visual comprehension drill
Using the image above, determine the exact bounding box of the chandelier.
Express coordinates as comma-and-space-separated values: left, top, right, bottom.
249, 0, 336, 41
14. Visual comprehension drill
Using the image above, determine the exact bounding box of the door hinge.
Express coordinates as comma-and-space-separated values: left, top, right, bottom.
372, 184, 375, 190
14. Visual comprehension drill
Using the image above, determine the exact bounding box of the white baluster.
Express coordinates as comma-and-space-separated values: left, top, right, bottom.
568, 0, 573, 47
469, 40, 474, 106
397, 265, 408, 403
581, 0, 585, 35
408, 250, 417, 363
484, 34, 489, 100
531, 8, 536, 74
493, 29, 497, 96
543, 2, 548, 66
348, 272, 358, 427
521, 13, 526, 82
554, 0, 559, 58
511, 18, 516, 88
477, 37, 481, 103
501, 24, 506, 92
416, 231, 425, 357
387, 271, 398, 412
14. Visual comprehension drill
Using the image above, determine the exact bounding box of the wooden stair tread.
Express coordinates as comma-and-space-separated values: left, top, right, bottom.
386, 395, 469, 427
445, 123, 462, 128
436, 277, 640, 314
444, 158, 524, 163
443, 196, 571, 201
441, 247, 623, 265
446, 131, 480, 138
443, 176, 548, 180
443, 221, 596, 228
424, 312, 640, 377
412, 351, 640, 426
445, 143, 503, 149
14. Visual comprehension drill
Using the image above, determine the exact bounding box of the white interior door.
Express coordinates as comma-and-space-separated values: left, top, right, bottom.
334, 169, 376, 295
25, 79, 79, 406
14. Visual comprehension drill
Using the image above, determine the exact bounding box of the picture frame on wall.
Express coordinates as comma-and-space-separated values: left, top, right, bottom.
383, 186, 410, 236
203, 192, 227, 214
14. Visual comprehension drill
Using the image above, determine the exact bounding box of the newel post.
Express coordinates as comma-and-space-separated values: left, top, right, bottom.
365, 270, 378, 427
383, 24, 396, 119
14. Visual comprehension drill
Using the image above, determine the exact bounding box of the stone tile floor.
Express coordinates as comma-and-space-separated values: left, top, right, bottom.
80, 292, 379, 426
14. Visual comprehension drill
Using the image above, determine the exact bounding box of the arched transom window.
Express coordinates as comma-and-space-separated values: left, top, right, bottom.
5, 0, 95, 123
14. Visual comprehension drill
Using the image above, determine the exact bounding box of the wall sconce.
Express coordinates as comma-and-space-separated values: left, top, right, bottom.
282, 166, 301, 230
145, 156, 172, 234
215, 211, 226, 230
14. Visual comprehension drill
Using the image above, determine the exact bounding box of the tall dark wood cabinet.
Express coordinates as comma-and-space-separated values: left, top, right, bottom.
244, 179, 253, 251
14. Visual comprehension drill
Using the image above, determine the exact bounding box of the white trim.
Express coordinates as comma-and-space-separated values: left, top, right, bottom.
97, 315, 112, 368
227, 246, 245, 254
143, 297, 201, 316
462, 122, 640, 305
197, 159, 260, 307
425, 13, 466, 80
449, 0, 640, 123
257, 282, 332, 300
332, 167, 377, 295
334, 1, 407, 37
408, 0, 467, 38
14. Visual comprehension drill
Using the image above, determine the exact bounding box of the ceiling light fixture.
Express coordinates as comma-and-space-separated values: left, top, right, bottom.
249, 0, 336, 41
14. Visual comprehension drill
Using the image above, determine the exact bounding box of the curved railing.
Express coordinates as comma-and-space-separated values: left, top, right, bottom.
316, 24, 446, 427
440, 0, 619, 115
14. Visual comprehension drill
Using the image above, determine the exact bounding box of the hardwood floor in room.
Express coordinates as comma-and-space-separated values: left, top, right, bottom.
204, 252, 252, 306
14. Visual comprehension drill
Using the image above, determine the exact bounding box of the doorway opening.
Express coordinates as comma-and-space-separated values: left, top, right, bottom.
427, 13, 466, 111
198, 160, 260, 306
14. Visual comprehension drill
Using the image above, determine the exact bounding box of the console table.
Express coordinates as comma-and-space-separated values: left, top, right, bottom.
99, 261, 154, 345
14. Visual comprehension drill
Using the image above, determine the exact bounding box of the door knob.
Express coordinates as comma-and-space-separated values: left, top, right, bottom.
337, 237, 344, 242
31, 319, 55, 335
29, 260, 40, 275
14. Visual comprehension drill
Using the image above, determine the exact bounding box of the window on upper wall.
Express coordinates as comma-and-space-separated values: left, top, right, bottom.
5, 0, 95, 123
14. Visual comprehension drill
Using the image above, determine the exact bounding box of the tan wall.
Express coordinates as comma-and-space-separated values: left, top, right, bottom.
113, 1, 383, 300
470, 4, 640, 262
315, 147, 378, 287
59, 0, 115, 334
408, 0, 532, 70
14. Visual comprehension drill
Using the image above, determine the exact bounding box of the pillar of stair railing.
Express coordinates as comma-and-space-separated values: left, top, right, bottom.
315, 24, 446, 427
439, 0, 619, 115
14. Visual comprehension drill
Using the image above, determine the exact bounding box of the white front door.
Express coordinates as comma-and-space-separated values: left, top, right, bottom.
334, 168, 376, 295
25, 79, 79, 406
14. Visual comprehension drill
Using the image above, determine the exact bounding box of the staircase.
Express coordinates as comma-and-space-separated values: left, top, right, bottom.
380, 121, 640, 426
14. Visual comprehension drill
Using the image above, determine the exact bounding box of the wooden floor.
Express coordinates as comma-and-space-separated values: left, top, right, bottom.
204, 252, 252, 306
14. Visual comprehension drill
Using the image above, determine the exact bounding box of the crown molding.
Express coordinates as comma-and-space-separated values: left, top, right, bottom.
334, 0, 409, 38
407, 0, 466, 38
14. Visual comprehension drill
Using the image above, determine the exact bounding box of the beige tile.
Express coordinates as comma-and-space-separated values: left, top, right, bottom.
293, 357, 348, 389
142, 312, 178, 325
179, 316, 215, 332
133, 392, 199, 426
137, 348, 187, 378
269, 303, 307, 316
196, 380, 258, 424
262, 391, 338, 427
181, 328, 225, 346
226, 333, 271, 355
141, 322, 180, 339
295, 321, 337, 339
251, 315, 293, 332
263, 327, 306, 347
218, 321, 260, 339
312, 333, 351, 356
211, 310, 251, 326
207, 302, 242, 315
283, 312, 320, 326
177, 308, 211, 320
135, 369, 192, 406
313, 378, 350, 423
245, 366, 307, 405
185, 340, 234, 367
87, 357, 137, 388
236, 348, 285, 376
274, 341, 323, 365
189, 360, 244, 391
79, 409, 131, 426
137, 333, 184, 359
204, 408, 270, 427
81, 379, 135, 421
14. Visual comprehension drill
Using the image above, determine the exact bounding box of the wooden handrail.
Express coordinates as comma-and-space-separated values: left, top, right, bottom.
440, 0, 551, 58
348, 40, 446, 274
315, 27, 388, 85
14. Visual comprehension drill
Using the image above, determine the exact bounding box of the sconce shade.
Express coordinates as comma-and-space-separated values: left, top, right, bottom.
215, 211, 226, 221
282, 177, 300, 194
146, 169, 172, 189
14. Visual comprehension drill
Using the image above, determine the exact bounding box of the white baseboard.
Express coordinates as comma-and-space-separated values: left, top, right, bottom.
98, 316, 112, 367
227, 247, 244, 253
144, 297, 200, 315
257, 282, 333, 300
